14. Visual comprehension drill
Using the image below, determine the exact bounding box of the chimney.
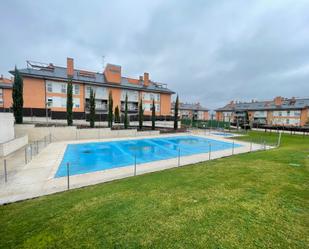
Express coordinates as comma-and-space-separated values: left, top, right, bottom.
144, 72, 149, 86
67, 57, 74, 77
104, 64, 121, 83
274, 96, 283, 106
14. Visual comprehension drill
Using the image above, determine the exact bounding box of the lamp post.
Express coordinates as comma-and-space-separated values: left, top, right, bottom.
45, 101, 49, 127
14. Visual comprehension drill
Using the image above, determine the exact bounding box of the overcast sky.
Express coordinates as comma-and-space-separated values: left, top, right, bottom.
1, 0, 309, 110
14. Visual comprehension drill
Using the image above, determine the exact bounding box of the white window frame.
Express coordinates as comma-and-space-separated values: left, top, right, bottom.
61, 84, 66, 94
47, 82, 53, 92
74, 84, 80, 95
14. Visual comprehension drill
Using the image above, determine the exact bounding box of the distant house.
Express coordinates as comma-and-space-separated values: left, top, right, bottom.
0, 75, 13, 110
171, 102, 209, 120
215, 96, 309, 127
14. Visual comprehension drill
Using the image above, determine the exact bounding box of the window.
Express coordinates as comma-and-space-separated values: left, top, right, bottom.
47, 82, 53, 92
47, 98, 53, 107
61, 98, 66, 108
121, 90, 138, 102
74, 85, 80, 95
73, 98, 80, 108
86, 86, 91, 95
287, 110, 290, 116
142, 92, 159, 101
0, 89, 3, 104
278, 111, 282, 116
61, 84, 66, 94
155, 103, 160, 112
286, 119, 289, 124
294, 110, 301, 116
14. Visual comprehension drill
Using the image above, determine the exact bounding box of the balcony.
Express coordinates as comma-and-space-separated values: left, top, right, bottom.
121, 101, 138, 113
85, 103, 107, 113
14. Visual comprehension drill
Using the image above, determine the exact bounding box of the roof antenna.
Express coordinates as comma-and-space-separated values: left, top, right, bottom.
102, 55, 106, 70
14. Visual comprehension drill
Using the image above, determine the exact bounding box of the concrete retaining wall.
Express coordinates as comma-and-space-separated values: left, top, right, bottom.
0, 113, 15, 143
15, 125, 160, 142
0, 135, 28, 157
22, 117, 179, 129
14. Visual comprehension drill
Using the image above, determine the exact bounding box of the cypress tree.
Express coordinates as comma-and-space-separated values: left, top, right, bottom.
108, 91, 113, 128
138, 99, 144, 130
12, 67, 24, 124
114, 106, 120, 123
174, 95, 179, 130
192, 112, 195, 125
89, 88, 96, 128
151, 99, 156, 130
66, 77, 73, 126
124, 94, 129, 129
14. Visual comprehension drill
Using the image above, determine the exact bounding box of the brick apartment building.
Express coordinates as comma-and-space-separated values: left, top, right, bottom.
216, 96, 309, 127
171, 102, 209, 121
1, 58, 174, 119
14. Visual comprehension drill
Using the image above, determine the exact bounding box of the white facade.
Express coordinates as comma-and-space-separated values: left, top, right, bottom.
222, 111, 233, 122
272, 118, 300, 126
121, 90, 138, 102
197, 111, 204, 120
142, 92, 160, 102
85, 86, 108, 99
46, 81, 80, 95
254, 111, 267, 118
273, 110, 301, 117
0, 113, 14, 143
143, 102, 160, 112
47, 96, 80, 108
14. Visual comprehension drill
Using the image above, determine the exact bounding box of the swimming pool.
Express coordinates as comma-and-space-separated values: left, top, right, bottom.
55, 135, 242, 177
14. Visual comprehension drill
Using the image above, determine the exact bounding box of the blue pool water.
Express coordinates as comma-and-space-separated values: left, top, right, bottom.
55, 135, 242, 177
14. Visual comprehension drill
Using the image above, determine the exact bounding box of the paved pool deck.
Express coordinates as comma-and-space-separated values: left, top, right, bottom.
0, 133, 271, 204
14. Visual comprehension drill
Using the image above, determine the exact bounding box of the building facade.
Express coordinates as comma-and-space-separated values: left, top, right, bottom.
0, 75, 13, 109
171, 102, 209, 120
216, 96, 309, 127
4, 58, 174, 118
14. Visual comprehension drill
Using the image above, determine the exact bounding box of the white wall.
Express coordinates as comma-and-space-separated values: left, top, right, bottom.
0, 135, 28, 157
15, 125, 161, 142
0, 113, 15, 143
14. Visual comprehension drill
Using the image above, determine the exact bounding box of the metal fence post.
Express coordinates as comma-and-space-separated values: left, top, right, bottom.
44, 136, 47, 146
67, 162, 70, 190
277, 132, 282, 147
36, 140, 39, 154
208, 143, 211, 160
232, 140, 235, 155
260, 137, 263, 150
25, 146, 27, 164
263, 140, 266, 150
178, 148, 180, 167
4, 159, 7, 183
134, 153, 137, 176
250, 140, 252, 152
30, 144, 33, 161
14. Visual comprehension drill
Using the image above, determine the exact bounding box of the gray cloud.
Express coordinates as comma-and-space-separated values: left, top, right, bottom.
1, 0, 309, 110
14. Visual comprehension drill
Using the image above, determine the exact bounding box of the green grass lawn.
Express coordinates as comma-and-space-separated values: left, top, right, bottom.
1, 131, 308, 249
